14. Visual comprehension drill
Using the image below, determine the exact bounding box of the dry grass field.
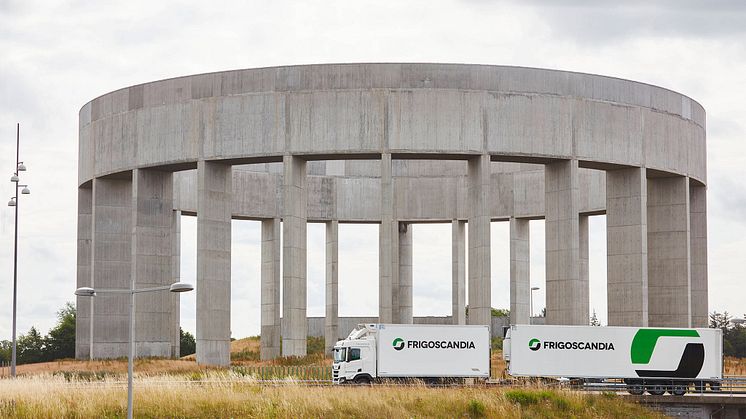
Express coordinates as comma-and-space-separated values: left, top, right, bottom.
0, 373, 664, 418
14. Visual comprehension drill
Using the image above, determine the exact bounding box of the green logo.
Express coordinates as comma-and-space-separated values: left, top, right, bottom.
528, 338, 540, 351
630, 329, 704, 379
392, 338, 405, 351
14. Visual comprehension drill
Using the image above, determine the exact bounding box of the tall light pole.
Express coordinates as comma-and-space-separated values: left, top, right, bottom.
8, 123, 29, 378
530, 286, 540, 324
75, 281, 193, 419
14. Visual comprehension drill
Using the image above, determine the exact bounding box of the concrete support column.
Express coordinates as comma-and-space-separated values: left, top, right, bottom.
261, 218, 281, 360
510, 218, 530, 325
75, 186, 93, 359
398, 223, 413, 324
579, 215, 590, 324
170, 210, 181, 358
545, 160, 585, 325
282, 155, 307, 356
690, 183, 708, 328
452, 220, 466, 325
131, 169, 174, 358
196, 161, 232, 366
325, 220, 339, 353
647, 176, 691, 327
467, 155, 491, 326
379, 153, 395, 323
606, 168, 648, 326
91, 177, 132, 358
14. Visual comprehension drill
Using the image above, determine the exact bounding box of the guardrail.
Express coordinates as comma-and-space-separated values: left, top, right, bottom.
231, 365, 332, 381
569, 377, 746, 396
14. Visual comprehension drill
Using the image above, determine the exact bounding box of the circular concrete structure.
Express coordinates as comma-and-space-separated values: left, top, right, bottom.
76, 63, 708, 365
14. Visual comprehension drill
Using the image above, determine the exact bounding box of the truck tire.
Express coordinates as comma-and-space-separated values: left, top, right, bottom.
646, 384, 665, 396
709, 381, 721, 392
627, 384, 644, 395
671, 385, 687, 396
354, 376, 372, 385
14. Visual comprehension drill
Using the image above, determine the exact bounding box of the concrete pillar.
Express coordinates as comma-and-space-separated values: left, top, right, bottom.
579, 215, 590, 324
468, 155, 491, 326
261, 218, 281, 360
690, 183, 708, 328
606, 168, 648, 326
171, 210, 181, 358
91, 177, 132, 358
196, 161, 232, 366
75, 186, 92, 359
647, 176, 691, 327
325, 220, 339, 353
282, 155, 307, 356
545, 160, 585, 325
452, 220, 466, 325
131, 169, 174, 358
379, 153, 395, 323
510, 218, 530, 325
398, 223, 413, 324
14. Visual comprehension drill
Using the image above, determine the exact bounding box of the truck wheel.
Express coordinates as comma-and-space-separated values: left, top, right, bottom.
646, 384, 665, 396
671, 385, 687, 396
354, 376, 371, 385
709, 381, 721, 392
627, 384, 644, 395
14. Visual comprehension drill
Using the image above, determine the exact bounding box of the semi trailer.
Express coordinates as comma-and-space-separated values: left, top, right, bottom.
503, 325, 723, 395
332, 323, 490, 384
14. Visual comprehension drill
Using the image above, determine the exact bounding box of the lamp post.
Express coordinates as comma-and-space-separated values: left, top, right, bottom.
530, 286, 540, 324
8, 123, 29, 378
75, 281, 193, 419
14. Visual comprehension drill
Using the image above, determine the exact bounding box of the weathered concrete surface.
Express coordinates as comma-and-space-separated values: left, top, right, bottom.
452, 220, 466, 325
75, 186, 92, 359
468, 155, 492, 327
510, 218, 530, 325
379, 154, 395, 324
260, 218, 281, 360
132, 169, 173, 357
647, 176, 691, 328
282, 155, 307, 356
196, 161, 232, 366
690, 183, 708, 328
606, 168, 648, 326
91, 178, 132, 359
545, 160, 585, 325
398, 223, 413, 324
325, 220, 339, 354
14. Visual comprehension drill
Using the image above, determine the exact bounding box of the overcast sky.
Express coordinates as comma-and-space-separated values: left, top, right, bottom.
1, 0, 745, 339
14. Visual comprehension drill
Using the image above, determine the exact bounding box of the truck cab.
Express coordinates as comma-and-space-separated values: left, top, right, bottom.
332, 324, 378, 384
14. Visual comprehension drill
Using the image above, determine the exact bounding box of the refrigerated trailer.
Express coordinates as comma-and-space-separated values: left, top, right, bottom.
332, 323, 490, 384
503, 325, 723, 395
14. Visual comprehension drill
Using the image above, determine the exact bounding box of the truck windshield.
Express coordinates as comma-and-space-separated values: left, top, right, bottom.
333, 347, 347, 363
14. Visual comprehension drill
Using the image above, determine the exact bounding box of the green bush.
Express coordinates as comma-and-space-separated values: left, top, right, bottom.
467, 399, 486, 418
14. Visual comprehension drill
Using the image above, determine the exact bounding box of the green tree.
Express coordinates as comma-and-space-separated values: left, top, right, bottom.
491, 308, 510, 318
0, 340, 10, 363
17, 327, 45, 364
709, 311, 732, 331
590, 310, 601, 326
180, 328, 196, 357
44, 302, 76, 361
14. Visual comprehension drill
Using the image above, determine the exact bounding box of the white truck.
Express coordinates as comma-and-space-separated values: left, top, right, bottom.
503, 325, 723, 395
332, 323, 491, 384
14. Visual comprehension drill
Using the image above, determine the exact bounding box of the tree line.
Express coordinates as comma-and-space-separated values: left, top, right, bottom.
709, 311, 746, 357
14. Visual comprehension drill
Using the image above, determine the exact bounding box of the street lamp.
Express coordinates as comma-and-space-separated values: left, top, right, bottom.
530, 286, 540, 324
8, 123, 30, 378
75, 281, 193, 419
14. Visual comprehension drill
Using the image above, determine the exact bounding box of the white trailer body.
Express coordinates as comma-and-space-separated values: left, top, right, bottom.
332, 323, 490, 384
504, 325, 722, 381
376, 324, 490, 378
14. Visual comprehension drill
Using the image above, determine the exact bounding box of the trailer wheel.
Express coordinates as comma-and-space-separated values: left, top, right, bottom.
671, 385, 687, 396
646, 384, 665, 396
627, 384, 644, 395
709, 381, 721, 392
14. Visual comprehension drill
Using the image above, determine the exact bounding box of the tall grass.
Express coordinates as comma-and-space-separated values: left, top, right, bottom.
0, 373, 664, 418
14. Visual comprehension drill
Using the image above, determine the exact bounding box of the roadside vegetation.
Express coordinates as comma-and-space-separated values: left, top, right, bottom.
0, 374, 664, 418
